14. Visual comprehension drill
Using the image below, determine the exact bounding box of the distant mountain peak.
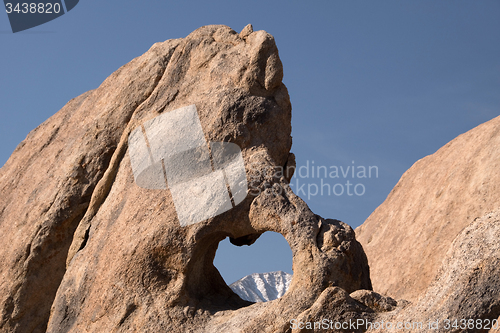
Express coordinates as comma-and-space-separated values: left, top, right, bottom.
229, 271, 292, 302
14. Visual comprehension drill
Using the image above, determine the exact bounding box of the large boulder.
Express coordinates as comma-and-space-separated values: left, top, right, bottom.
0, 24, 372, 333
356, 115, 500, 302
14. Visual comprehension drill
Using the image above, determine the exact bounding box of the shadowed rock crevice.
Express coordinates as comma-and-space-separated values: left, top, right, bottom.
67, 43, 181, 265
229, 233, 261, 246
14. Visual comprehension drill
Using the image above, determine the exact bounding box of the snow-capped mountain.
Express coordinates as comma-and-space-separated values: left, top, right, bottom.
229, 271, 292, 302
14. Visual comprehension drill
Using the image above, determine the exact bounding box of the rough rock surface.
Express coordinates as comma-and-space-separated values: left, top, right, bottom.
2, 22, 498, 333
356, 115, 500, 302
368, 208, 500, 332
0, 39, 166, 333
350, 290, 397, 313
0, 24, 372, 333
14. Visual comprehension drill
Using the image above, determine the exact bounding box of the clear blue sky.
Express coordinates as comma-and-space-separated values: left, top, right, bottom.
1, 1, 499, 285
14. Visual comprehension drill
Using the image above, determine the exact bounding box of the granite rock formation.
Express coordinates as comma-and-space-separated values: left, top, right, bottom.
366, 208, 500, 332
356, 115, 500, 302
0, 24, 371, 333
1, 23, 498, 333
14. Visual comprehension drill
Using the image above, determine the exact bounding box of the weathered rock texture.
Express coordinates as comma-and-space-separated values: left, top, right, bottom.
356, 115, 500, 302
1, 23, 498, 333
0, 24, 372, 333
368, 208, 500, 332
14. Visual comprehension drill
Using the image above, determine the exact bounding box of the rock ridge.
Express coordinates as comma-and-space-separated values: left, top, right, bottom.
356, 115, 500, 302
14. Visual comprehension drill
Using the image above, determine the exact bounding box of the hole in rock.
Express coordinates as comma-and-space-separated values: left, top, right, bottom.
213, 231, 293, 303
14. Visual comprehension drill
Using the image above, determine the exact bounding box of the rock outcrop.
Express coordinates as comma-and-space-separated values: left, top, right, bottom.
356, 115, 500, 302
367, 208, 500, 332
1, 22, 498, 333
0, 24, 371, 333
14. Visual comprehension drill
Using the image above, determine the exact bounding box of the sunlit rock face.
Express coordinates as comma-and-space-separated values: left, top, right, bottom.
356, 115, 500, 302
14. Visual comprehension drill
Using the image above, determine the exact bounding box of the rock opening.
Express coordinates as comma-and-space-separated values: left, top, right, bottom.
214, 231, 293, 302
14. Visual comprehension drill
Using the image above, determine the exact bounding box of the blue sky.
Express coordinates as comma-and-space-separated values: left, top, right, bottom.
1, 1, 499, 285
